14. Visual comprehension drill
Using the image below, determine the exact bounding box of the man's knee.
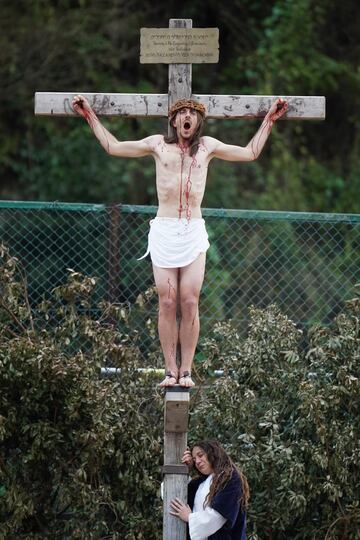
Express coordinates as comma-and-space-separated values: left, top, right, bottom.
180, 294, 199, 318
159, 295, 177, 315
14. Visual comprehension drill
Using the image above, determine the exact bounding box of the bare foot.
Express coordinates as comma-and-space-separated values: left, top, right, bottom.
178, 371, 195, 388
159, 371, 178, 387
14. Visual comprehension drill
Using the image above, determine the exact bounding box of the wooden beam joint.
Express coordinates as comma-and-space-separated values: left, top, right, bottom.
162, 464, 188, 475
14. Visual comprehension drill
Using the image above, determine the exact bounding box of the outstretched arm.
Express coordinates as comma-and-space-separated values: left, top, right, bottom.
209, 97, 288, 162
72, 95, 153, 158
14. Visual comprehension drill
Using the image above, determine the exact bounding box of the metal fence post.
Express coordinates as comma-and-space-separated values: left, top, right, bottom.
107, 203, 121, 304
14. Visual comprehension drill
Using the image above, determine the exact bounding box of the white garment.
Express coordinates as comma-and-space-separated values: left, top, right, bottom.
138, 217, 210, 268
189, 475, 227, 540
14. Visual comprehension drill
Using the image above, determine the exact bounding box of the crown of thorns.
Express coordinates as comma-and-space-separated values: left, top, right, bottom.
168, 99, 206, 118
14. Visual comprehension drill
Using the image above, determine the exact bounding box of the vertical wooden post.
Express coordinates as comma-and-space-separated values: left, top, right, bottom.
167, 16, 191, 359
106, 203, 121, 304
168, 18, 192, 135
163, 386, 190, 540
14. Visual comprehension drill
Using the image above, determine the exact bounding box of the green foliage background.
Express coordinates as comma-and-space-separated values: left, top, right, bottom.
1, 0, 360, 214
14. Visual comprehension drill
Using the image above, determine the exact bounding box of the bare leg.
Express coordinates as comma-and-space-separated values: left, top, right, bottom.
152, 264, 179, 386
178, 253, 206, 387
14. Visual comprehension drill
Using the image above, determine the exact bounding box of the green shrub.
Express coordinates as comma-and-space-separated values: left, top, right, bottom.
0, 244, 163, 539
192, 298, 360, 539
1, 245, 359, 539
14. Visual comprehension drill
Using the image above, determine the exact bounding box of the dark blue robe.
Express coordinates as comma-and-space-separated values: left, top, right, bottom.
187, 469, 246, 540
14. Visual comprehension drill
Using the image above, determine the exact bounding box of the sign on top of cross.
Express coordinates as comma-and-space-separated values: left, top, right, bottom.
35, 18, 325, 121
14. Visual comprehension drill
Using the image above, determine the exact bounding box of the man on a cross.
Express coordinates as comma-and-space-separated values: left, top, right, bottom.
72, 94, 288, 388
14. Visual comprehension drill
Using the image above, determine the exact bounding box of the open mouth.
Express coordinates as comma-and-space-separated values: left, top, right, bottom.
183, 121, 191, 130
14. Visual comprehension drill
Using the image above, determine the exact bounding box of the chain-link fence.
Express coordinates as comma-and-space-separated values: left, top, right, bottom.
1, 201, 359, 337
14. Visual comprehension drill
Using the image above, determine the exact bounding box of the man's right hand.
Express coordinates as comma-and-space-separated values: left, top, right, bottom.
72, 94, 92, 119
267, 97, 288, 122
181, 448, 194, 467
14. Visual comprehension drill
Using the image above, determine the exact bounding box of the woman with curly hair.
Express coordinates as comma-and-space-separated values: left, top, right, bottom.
170, 440, 249, 539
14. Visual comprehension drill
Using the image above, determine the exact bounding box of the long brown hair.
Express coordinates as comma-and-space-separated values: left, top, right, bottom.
192, 440, 250, 511
164, 111, 205, 157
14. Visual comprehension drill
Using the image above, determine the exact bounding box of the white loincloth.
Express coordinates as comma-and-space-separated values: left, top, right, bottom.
138, 217, 210, 268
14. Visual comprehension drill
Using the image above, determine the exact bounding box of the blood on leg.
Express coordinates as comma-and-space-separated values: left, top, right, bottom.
178, 253, 206, 386
153, 265, 179, 385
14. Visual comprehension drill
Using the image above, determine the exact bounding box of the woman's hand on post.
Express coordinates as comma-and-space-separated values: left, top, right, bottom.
182, 448, 194, 467
170, 498, 192, 522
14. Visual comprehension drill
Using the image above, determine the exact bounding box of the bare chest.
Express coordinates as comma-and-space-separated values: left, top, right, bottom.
154, 140, 209, 177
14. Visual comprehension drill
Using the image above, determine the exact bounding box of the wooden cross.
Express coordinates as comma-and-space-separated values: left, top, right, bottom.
34, 18, 325, 540
35, 19, 325, 121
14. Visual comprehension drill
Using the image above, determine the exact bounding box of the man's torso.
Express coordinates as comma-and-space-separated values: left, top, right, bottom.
149, 135, 216, 219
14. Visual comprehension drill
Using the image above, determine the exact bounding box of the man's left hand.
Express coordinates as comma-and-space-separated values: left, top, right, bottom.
170, 498, 192, 522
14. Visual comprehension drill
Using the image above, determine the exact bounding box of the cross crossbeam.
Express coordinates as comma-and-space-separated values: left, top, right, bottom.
35, 92, 325, 120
